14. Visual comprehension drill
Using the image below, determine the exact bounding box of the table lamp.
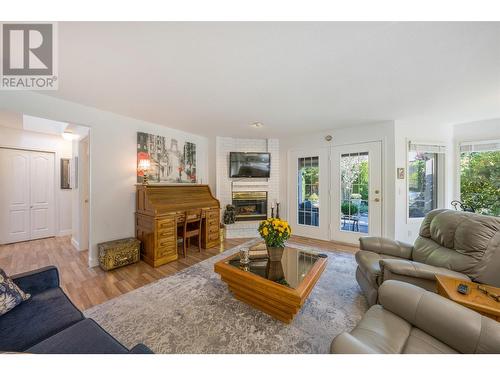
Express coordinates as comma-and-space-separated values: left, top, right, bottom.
138, 159, 151, 185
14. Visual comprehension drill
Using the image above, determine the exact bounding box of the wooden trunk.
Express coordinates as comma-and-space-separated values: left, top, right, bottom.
98, 237, 141, 271
135, 184, 221, 267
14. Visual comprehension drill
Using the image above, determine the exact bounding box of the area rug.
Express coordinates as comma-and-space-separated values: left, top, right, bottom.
84, 239, 368, 354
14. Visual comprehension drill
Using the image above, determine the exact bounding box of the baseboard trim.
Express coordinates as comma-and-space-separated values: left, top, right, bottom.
57, 229, 73, 237
89, 257, 99, 268
71, 237, 80, 250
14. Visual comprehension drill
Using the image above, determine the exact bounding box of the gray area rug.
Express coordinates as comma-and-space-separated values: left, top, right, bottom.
84, 239, 368, 353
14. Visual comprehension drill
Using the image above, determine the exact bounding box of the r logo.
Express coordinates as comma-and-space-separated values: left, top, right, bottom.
2, 23, 53, 76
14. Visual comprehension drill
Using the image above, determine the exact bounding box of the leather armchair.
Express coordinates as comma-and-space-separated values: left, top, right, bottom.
356, 209, 500, 305
331, 280, 500, 354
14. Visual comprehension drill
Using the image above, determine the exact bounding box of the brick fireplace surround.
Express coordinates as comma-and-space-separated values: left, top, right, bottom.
215, 137, 280, 238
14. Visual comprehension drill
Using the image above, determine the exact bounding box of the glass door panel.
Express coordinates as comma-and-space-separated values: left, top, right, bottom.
297, 156, 319, 227
340, 152, 369, 233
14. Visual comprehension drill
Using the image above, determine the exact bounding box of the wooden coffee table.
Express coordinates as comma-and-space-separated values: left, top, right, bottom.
436, 275, 500, 321
214, 242, 327, 323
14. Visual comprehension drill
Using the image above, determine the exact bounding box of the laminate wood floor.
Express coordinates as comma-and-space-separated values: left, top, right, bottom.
0, 235, 358, 310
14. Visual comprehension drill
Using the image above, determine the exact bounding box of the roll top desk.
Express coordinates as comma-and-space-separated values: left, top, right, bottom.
135, 184, 221, 267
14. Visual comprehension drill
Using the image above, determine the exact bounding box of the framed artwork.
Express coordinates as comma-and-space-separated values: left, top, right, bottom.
60, 158, 71, 189
137, 132, 197, 183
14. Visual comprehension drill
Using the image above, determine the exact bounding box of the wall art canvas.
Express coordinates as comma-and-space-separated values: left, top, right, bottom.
137, 132, 197, 183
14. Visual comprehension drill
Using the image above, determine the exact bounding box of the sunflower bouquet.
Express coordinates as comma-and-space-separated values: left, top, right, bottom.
258, 218, 292, 248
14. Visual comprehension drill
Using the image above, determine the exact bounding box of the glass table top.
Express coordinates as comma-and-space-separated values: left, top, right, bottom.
226, 243, 327, 289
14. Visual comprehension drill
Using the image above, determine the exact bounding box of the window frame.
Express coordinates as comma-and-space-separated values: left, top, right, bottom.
406, 141, 446, 223
457, 139, 500, 216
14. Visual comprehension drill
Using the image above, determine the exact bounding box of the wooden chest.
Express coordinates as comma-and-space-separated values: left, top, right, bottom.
98, 237, 141, 271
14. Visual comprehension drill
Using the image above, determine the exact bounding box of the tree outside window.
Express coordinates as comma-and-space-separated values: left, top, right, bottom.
460, 151, 500, 216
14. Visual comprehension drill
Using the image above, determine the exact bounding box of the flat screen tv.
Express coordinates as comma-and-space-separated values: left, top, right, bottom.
229, 152, 271, 178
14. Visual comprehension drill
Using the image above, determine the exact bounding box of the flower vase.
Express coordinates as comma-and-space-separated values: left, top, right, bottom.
266, 246, 285, 261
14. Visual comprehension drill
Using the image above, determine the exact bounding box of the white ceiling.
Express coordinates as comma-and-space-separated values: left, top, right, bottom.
45, 22, 500, 137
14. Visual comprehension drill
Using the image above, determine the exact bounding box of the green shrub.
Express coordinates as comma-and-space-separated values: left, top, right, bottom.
341, 202, 358, 216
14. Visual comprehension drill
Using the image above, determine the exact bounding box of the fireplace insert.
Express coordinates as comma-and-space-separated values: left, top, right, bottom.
232, 191, 268, 221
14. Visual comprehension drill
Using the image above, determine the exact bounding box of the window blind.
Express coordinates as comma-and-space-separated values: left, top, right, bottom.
408, 141, 447, 154
459, 140, 500, 153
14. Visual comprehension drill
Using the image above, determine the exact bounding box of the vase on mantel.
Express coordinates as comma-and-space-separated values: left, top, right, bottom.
266, 246, 285, 262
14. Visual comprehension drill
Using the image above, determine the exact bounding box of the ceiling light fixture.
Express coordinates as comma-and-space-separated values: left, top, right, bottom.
251, 122, 263, 128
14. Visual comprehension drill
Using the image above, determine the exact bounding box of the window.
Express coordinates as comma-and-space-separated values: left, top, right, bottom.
407, 142, 445, 219
297, 156, 319, 226
459, 140, 500, 216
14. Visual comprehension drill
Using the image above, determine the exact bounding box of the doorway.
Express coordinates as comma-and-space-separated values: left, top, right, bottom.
0, 148, 55, 244
288, 141, 383, 245
330, 141, 382, 243
288, 148, 330, 240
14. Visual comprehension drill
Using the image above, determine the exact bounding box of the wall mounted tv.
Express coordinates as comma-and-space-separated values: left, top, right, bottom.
229, 152, 271, 178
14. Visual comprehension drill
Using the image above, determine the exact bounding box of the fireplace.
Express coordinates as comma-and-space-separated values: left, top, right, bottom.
232, 191, 268, 221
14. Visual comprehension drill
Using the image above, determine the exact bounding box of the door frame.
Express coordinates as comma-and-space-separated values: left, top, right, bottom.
78, 136, 90, 252
0, 146, 57, 243
330, 141, 383, 244
287, 147, 330, 240
286, 139, 387, 245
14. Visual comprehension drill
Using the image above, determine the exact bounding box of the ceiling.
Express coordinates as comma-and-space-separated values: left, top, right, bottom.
45, 22, 500, 137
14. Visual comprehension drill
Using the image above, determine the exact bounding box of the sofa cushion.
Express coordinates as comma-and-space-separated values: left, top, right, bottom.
0, 268, 30, 316
379, 259, 470, 292
355, 250, 399, 286
0, 287, 83, 351
415, 209, 500, 284
346, 305, 412, 353
402, 328, 457, 354
27, 319, 129, 354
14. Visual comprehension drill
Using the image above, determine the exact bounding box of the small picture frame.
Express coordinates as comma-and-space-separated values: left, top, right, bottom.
60, 158, 71, 189
397, 167, 405, 180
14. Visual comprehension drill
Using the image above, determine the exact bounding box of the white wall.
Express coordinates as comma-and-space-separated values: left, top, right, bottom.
0, 125, 73, 236
279, 121, 396, 240
0, 91, 210, 267
393, 120, 454, 243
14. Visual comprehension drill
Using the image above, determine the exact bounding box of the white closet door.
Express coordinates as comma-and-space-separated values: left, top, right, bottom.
0, 148, 55, 244
0, 148, 31, 243
29, 152, 55, 240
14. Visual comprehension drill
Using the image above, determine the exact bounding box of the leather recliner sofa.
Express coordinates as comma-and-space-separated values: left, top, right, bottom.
356, 209, 500, 305
331, 280, 500, 354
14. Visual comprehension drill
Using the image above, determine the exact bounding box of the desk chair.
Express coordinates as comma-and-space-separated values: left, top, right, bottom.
178, 209, 203, 257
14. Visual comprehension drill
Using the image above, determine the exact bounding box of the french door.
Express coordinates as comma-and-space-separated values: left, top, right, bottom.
288, 148, 330, 240
0, 148, 55, 244
330, 141, 382, 244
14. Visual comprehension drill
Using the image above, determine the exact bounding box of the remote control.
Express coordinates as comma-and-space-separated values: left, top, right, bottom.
457, 283, 469, 295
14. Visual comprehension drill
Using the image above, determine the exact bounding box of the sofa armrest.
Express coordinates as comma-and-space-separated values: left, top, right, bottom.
330, 332, 378, 354
378, 280, 500, 354
11, 266, 60, 295
379, 259, 470, 282
359, 237, 413, 259
129, 344, 154, 354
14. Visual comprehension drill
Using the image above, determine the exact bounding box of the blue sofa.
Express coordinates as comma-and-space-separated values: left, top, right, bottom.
0, 266, 153, 354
